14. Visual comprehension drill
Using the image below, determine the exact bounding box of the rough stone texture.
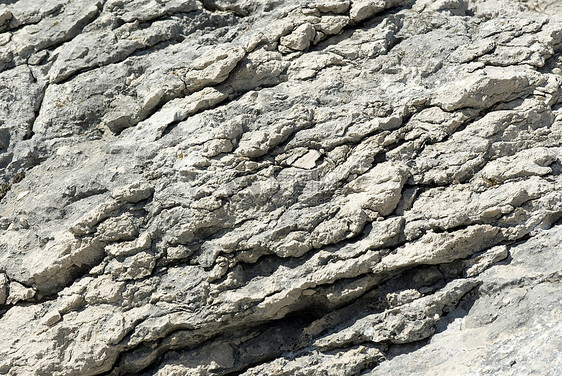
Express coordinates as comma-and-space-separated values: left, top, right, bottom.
0, 0, 561, 375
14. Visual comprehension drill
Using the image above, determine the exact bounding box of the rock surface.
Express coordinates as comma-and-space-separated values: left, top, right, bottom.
0, 0, 561, 375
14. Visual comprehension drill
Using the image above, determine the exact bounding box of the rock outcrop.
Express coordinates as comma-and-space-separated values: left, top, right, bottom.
0, 0, 561, 375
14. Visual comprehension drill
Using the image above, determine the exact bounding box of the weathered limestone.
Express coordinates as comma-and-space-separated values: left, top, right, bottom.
0, 0, 561, 375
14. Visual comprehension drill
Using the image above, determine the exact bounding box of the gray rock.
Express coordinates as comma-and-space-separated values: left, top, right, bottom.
0, 0, 560, 375
368, 225, 562, 376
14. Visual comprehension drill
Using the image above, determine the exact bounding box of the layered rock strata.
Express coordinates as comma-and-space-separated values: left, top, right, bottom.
0, 0, 561, 375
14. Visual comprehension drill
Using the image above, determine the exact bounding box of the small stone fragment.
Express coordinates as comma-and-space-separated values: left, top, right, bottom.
292, 149, 321, 169
314, 0, 351, 14
465, 245, 509, 277
280, 23, 316, 51
349, 0, 387, 23
112, 182, 154, 203
42, 311, 62, 327
6, 282, 35, 305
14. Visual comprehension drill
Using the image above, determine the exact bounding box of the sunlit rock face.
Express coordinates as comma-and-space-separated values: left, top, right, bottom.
0, 0, 561, 375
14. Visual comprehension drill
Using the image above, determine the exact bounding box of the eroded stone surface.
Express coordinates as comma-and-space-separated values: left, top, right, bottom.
0, 0, 561, 375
